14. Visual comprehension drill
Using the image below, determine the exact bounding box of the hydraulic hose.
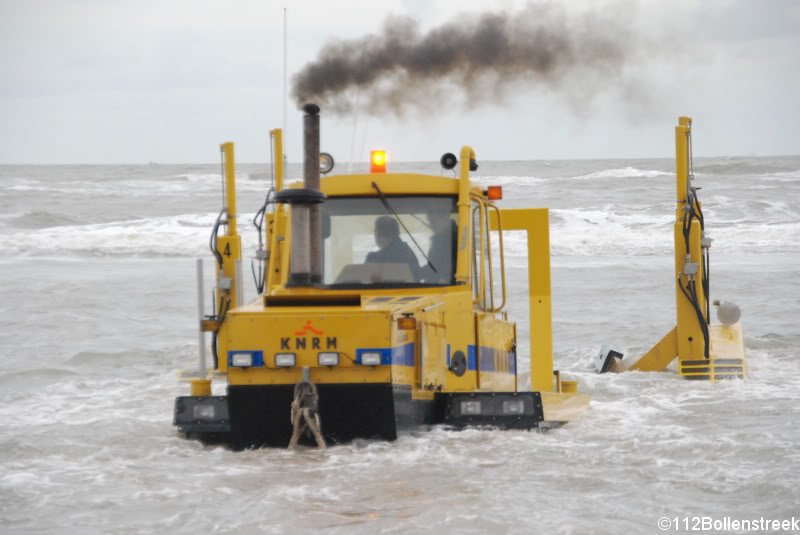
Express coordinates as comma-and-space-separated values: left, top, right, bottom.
210, 294, 231, 369
679, 276, 710, 359
681, 188, 712, 342
209, 208, 226, 269
250, 188, 274, 295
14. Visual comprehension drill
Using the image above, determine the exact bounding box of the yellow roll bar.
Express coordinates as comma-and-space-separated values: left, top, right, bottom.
270, 128, 284, 192
490, 208, 554, 393
216, 142, 242, 312
455, 146, 475, 285
221, 142, 237, 237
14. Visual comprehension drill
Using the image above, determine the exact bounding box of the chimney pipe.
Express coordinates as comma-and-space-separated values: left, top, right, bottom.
303, 103, 323, 283
273, 104, 326, 287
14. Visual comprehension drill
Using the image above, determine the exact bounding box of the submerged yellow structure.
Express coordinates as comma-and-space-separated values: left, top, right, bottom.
628, 117, 747, 381
174, 104, 587, 449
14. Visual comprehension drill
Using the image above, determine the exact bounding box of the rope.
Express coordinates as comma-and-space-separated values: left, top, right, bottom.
288, 379, 326, 449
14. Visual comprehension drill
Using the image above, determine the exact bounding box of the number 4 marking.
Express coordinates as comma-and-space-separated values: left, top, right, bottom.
223, 243, 231, 257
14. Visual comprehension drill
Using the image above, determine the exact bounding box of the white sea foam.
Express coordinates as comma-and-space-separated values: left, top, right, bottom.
3, 201, 796, 258
171, 172, 261, 189
759, 170, 800, 181
471, 175, 544, 186
1, 173, 268, 197
0, 213, 263, 257
566, 167, 672, 180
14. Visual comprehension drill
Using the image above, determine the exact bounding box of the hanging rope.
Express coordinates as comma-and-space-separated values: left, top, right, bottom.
288, 378, 326, 449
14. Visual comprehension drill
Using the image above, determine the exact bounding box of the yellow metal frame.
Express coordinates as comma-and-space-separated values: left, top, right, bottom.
486, 203, 507, 312
265, 130, 286, 291
471, 196, 507, 313
456, 146, 476, 285
489, 208, 553, 392
270, 128, 284, 192
628, 117, 746, 381
472, 194, 487, 309
295, 173, 460, 197
217, 142, 242, 312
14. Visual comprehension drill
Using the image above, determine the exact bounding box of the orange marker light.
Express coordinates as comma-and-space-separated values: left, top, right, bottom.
370, 150, 387, 173
487, 185, 503, 200
397, 316, 416, 330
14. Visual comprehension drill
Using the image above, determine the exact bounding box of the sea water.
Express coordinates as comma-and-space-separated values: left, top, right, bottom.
1, 157, 798, 533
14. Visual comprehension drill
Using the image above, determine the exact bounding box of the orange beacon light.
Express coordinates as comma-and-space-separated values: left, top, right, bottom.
370, 150, 387, 173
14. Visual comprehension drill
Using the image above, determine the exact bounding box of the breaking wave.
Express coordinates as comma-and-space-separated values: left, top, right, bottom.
566, 167, 672, 180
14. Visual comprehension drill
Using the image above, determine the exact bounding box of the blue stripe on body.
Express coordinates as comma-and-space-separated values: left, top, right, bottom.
469, 344, 517, 374
227, 350, 264, 367
480, 345, 496, 371
356, 343, 415, 366
391, 343, 415, 366
355, 343, 515, 373
355, 347, 391, 365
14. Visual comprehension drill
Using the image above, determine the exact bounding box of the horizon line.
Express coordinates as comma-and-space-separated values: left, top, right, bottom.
2, 154, 798, 166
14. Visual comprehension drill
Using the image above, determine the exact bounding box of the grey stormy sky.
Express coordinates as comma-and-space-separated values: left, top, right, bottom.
0, 0, 798, 164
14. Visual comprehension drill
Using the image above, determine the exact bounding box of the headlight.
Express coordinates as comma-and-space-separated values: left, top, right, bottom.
460, 400, 482, 415
192, 404, 216, 420
275, 353, 296, 367
230, 352, 253, 367
502, 399, 525, 415
228, 351, 263, 368
360, 352, 382, 366
318, 352, 339, 366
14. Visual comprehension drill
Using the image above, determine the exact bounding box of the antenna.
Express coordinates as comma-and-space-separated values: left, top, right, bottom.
347, 41, 367, 175
282, 7, 288, 150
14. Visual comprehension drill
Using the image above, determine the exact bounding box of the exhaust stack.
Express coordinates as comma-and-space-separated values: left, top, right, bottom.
274, 103, 326, 286
304, 104, 323, 283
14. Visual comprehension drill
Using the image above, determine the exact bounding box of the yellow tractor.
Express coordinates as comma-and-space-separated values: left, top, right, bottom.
173, 104, 588, 449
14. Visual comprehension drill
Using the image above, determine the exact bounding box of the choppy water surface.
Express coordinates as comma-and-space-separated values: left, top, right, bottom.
1, 157, 799, 533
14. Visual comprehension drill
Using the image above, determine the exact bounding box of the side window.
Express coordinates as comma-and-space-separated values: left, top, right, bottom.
489, 212, 504, 308
472, 199, 506, 312
472, 199, 495, 311
485, 204, 506, 312
471, 200, 482, 304
482, 204, 494, 310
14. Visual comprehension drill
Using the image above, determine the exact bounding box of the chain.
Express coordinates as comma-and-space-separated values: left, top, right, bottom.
288, 377, 326, 449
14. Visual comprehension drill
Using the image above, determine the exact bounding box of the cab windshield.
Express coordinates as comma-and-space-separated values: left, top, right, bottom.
321, 196, 457, 288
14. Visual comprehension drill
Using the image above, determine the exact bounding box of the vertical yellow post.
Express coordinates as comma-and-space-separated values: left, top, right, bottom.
675, 117, 691, 204
217, 142, 242, 311
222, 142, 237, 236
524, 209, 553, 392
265, 130, 286, 292
455, 146, 475, 285
476, 200, 486, 308
673, 117, 706, 360
271, 128, 284, 192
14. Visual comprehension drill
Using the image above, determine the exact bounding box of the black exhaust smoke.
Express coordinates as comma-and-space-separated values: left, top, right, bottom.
291, 2, 642, 115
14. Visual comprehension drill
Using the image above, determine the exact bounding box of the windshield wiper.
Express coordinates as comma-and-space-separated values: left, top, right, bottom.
371, 181, 438, 273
